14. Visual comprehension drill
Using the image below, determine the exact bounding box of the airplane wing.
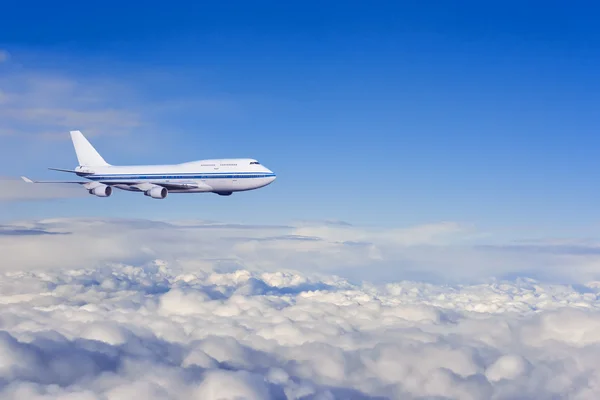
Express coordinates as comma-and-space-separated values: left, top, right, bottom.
21, 176, 211, 191
21, 176, 212, 192
21, 176, 89, 184
129, 181, 207, 190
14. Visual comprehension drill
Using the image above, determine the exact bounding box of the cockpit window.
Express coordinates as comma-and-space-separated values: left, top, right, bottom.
250, 161, 260, 165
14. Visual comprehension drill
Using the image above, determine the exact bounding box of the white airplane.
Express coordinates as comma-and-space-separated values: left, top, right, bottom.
21, 130, 276, 199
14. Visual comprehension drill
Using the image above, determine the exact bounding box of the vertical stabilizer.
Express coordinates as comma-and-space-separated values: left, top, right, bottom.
69, 130, 110, 167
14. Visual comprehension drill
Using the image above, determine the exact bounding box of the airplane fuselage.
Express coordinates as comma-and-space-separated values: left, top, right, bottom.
78, 158, 276, 195
22, 131, 276, 199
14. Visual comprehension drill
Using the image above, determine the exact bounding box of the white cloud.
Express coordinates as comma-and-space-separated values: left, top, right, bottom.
0, 52, 240, 143
293, 220, 472, 246
0, 218, 486, 283
1, 260, 600, 398
0, 73, 142, 138
2, 218, 600, 397
2, 217, 600, 284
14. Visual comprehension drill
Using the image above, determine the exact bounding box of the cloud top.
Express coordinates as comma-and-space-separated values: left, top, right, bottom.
1, 262, 600, 398
3, 217, 600, 284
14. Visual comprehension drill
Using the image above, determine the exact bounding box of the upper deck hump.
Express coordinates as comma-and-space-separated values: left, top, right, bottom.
89, 158, 263, 175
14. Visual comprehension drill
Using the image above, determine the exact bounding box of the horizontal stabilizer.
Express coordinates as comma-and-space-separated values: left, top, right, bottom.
48, 167, 94, 175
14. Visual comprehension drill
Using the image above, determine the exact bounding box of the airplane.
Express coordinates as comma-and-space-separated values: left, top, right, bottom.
21, 130, 276, 199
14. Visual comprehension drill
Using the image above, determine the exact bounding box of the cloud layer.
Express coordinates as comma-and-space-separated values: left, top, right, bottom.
2, 218, 600, 284
2, 260, 600, 399
3, 217, 600, 398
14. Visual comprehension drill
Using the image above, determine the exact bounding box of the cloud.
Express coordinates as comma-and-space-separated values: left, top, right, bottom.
0, 51, 241, 143
1, 260, 600, 398
2, 217, 600, 286
0, 178, 87, 201
0, 49, 9, 63
292, 220, 471, 247
0, 73, 142, 138
0, 227, 69, 236
2, 218, 600, 397
0, 218, 472, 279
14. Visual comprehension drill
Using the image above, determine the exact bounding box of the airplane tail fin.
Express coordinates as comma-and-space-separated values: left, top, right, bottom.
69, 130, 110, 167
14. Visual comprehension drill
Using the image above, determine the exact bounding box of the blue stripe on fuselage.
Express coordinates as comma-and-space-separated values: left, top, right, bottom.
87, 172, 276, 181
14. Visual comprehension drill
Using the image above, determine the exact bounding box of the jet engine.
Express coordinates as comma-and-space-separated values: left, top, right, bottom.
88, 184, 112, 197
145, 186, 168, 199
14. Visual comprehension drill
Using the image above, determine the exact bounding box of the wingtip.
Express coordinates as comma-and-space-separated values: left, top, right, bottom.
20, 176, 34, 183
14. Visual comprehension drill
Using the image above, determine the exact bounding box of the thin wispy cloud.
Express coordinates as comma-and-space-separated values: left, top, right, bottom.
2, 217, 600, 284
0, 178, 87, 201
0, 50, 244, 142
0, 49, 9, 63
0, 72, 143, 139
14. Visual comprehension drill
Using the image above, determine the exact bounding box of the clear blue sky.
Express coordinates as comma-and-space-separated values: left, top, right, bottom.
1, 1, 600, 234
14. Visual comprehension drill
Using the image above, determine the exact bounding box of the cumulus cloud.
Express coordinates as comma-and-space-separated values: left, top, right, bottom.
1, 261, 600, 399
2, 218, 600, 398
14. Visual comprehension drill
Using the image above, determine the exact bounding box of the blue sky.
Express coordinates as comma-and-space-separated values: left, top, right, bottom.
1, 1, 600, 237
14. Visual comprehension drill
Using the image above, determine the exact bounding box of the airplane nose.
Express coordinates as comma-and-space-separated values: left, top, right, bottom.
266, 167, 276, 183
263, 165, 275, 175
260, 165, 276, 184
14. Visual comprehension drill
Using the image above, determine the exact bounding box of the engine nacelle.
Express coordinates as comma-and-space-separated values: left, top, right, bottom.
215, 191, 233, 196
89, 184, 112, 197
145, 186, 168, 199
